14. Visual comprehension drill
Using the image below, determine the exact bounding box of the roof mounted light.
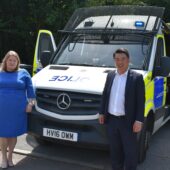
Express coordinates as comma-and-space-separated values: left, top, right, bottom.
135, 21, 145, 27
84, 21, 94, 27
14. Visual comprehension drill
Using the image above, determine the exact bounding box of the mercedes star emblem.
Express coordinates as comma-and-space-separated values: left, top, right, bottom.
56, 93, 71, 110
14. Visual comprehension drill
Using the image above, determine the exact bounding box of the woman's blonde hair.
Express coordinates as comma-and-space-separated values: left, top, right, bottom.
1, 50, 20, 72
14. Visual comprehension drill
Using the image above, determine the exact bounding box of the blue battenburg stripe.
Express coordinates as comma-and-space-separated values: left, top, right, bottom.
154, 77, 164, 109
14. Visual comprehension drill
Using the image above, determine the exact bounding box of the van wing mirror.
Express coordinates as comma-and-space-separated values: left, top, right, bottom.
40, 50, 52, 67
155, 56, 170, 77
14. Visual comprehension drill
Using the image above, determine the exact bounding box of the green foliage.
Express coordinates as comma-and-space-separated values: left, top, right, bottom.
0, 0, 79, 63
0, 0, 170, 64
85, 0, 144, 6
142, 0, 170, 22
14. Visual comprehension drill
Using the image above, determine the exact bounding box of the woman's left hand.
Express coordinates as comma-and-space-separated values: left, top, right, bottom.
26, 103, 33, 113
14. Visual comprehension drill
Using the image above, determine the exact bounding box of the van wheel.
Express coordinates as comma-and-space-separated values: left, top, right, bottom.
138, 121, 151, 163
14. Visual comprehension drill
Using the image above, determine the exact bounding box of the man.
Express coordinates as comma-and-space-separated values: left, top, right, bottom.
99, 48, 145, 170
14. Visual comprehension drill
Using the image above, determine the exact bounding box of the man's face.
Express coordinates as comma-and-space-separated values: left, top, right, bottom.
114, 53, 129, 74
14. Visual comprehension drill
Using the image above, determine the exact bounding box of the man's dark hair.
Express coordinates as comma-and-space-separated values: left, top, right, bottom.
113, 48, 130, 59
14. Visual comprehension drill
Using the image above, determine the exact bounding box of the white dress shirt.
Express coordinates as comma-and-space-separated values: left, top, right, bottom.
108, 70, 128, 116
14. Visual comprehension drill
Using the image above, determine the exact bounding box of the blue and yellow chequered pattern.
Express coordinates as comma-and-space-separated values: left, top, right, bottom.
144, 34, 167, 117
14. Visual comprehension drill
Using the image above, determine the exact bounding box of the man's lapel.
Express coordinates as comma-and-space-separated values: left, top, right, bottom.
110, 71, 116, 88
125, 70, 132, 98
107, 71, 116, 95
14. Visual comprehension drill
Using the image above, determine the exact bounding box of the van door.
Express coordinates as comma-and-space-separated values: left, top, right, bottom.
153, 37, 167, 120
33, 30, 57, 75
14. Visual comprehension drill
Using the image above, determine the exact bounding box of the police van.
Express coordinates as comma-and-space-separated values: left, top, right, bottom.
28, 6, 170, 162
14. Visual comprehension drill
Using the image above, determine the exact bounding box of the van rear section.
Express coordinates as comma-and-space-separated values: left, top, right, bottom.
28, 5, 170, 162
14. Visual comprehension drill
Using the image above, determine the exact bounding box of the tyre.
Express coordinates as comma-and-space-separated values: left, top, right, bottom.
138, 119, 151, 163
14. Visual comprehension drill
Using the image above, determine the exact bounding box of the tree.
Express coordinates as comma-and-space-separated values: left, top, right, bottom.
0, 0, 170, 65
142, 0, 170, 22
84, 0, 144, 6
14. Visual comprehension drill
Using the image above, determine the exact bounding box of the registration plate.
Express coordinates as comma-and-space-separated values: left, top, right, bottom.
43, 128, 78, 142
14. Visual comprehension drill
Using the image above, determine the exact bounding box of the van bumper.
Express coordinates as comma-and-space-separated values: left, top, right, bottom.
28, 108, 109, 148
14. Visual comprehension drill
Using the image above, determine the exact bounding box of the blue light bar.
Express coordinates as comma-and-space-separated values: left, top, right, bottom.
135, 21, 145, 27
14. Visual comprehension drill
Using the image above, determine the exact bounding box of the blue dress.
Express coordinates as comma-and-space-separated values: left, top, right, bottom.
0, 69, 35, 137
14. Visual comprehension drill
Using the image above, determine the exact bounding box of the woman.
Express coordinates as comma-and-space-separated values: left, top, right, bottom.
0, 51, 35, 168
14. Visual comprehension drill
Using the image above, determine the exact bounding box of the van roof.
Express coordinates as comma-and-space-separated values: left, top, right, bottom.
63, 5, 164, 33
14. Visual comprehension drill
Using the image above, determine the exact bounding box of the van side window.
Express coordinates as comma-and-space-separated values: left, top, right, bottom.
38, 33, 54, 60
154, 38, 164, 67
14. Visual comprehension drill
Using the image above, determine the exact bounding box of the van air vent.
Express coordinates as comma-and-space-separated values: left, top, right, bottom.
49, 66, 69, 70
104, 70, 112, 73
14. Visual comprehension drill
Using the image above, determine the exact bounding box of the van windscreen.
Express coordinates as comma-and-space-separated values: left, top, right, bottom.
53, 34, 152, 70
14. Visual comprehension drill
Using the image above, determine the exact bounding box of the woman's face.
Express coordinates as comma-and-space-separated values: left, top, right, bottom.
6, 55, 18, 72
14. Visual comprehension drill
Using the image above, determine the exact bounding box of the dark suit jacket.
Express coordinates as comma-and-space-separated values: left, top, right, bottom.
99, 69, 145, 126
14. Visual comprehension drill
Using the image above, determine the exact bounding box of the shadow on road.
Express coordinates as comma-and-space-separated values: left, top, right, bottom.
12, 154, 99, 170
25, 135, 111, 170
15, 121, 170, 170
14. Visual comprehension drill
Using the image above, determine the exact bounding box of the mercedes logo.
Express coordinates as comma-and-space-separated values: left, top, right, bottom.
56, 93, 71, 110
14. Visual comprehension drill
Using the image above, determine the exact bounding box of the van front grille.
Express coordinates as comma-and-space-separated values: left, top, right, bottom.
36, 89, 101, 115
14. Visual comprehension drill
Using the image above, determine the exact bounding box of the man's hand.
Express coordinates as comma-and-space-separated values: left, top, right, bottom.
99, 114, 105, 124
133, 121, 143, 133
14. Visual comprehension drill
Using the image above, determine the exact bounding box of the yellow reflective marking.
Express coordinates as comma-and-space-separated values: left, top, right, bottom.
32, 30, 53, 76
